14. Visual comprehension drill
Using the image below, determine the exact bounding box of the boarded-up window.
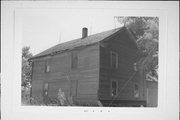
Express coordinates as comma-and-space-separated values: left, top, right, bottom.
71, 53, 78, 69
111, 80, 118, 97
110, 51, 118, 69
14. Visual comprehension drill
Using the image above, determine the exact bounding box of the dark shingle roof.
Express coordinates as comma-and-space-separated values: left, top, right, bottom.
31, 27, 125, 59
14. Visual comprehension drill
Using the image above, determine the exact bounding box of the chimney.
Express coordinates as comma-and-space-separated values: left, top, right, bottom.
82, 27, 88, 39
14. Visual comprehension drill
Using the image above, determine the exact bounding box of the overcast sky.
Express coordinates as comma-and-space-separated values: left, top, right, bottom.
21, 9, 123, 55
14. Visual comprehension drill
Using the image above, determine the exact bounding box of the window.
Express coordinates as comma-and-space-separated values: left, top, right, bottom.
111, 80, 118, 97
134, 84, 139, 98
43, 82, 49, 96
110, 51, 118, 69
43, 82, 49, 104
45, 60, 50, 73
71, 53, 78, 69
134, 62, 137, 71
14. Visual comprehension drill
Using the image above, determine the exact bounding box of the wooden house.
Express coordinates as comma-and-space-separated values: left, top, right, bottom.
29, 26, 147, 106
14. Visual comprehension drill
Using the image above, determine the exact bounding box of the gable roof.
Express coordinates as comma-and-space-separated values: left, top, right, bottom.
30, 26, 133, 60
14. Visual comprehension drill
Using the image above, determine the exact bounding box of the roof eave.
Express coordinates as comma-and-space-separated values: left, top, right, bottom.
29, 42, 100, 61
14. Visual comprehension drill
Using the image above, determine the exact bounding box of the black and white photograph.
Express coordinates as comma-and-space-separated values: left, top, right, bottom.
21, 15, 159, 107
1, 1, 179, 120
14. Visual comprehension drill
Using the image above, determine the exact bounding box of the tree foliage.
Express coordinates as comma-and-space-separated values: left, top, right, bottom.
115, 16, 159, 81
22, 46, 33, 88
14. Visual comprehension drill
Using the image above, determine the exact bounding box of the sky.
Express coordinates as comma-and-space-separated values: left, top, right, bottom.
21, 9, 123, 55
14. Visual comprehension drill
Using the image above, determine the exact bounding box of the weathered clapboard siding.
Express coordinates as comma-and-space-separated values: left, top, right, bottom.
48, 79, 70, 98
77, 80, 98, 95
31, 80, 44, 98
31, 44, 99, 102
32, 61, 46, 74
99, 29, 141, 101
71, 44, 99, 101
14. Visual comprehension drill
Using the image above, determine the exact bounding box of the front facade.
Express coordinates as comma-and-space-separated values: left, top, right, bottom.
30, 27, 147, 106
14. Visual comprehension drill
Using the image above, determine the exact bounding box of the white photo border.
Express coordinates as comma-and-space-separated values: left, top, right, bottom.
1, 1, 179, 120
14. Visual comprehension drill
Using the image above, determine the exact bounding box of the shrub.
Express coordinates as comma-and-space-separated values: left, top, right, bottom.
57, 88, 73, 106
21, 87, 31, 105
29, 88, 74, 106
30, 96, 45, 106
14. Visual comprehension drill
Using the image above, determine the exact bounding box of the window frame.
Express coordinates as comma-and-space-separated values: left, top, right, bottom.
134, 62, 137, 71
110, 51, 119, 69
111, 80, 118, 98
45, 60, 50, 73
71, 52, 78, 69
134, 84, 139, 98
43, 82, 49, 96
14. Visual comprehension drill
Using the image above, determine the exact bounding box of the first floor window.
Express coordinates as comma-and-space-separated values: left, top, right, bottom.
111, 80, 118, 97
43, 82, 49, 105
134, 84, 139, 98
43, 83, 49, 96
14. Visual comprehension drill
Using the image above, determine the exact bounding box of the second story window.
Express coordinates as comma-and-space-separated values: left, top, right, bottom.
45, 60, 50, 73
110, 51, 118, 69
71, 52, 78, 69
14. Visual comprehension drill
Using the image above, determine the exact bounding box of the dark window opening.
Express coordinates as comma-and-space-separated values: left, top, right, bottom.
134, 84, 139, 98
71, 53, 78, 69
43, 83, 49, 96
110, 51, 118, 69
111, 80, 118, 97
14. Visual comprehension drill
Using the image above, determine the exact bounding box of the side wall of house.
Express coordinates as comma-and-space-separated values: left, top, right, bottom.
99, 29, 145, 102
31, 44, 99, 104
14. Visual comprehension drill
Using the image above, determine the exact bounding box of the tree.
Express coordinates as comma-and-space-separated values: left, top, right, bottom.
22, 46, 33, 88
115, 16, 159, 81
